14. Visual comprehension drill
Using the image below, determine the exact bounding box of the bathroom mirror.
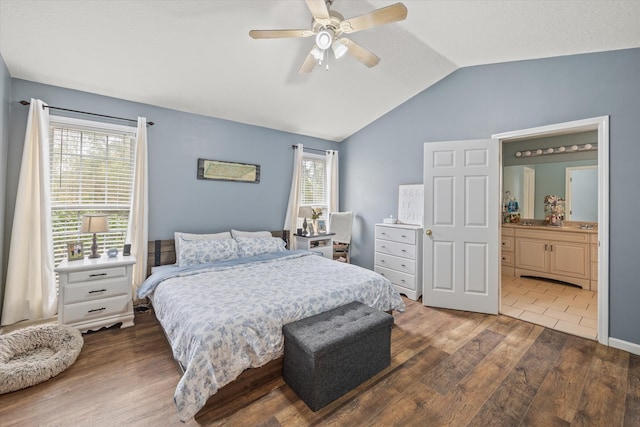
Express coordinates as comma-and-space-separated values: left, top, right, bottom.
504, 162, 597, 221
502, 131, 598, 222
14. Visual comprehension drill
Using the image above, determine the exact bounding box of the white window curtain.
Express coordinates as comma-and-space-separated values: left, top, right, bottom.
126, 117, 149, 295
283, 143, 304, 249
1, 99, 56, 326
326, 150, 339, 213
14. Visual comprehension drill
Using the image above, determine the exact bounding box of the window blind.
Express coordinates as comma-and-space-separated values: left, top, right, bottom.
299, 154, 328, 222
49, 116, 136, 268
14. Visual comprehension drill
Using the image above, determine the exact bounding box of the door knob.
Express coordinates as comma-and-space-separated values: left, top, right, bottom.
425, 229, 432, 236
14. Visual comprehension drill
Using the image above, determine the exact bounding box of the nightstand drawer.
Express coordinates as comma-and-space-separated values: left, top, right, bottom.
375, 239, 416, 259
375, 252, 416, 275
67, 266, 127, 283
375, 226, 416, 245
62, 294, 131, 324
374, 266, 417, 291
63, 277, 130, 304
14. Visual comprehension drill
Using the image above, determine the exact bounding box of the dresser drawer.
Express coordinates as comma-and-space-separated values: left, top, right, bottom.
375, 252, 416, 275
375, 239, 416, 259
374, 266, 417, 291
63, 277, 130, 304
375, 226, 416, 245
67, 266, 127, 283
62, 294, 131, 324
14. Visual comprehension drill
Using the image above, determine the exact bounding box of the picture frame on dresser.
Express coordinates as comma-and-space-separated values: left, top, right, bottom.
67, 241, 84, 261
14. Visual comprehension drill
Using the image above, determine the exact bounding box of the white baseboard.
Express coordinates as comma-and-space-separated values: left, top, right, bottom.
609, 337, 640, 356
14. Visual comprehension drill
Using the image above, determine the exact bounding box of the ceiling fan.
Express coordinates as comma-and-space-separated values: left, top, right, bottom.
249, 0, 408, 73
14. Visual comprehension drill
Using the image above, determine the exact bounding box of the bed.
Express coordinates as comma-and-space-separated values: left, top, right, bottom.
139, 230, 405, 421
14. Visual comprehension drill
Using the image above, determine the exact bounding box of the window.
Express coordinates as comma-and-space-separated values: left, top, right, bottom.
298, 153, 328, 224
49, 116, 136, 267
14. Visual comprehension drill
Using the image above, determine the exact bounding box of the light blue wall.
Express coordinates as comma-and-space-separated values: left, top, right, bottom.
3, 79, 337, 277
0, 53, 10, 318
341, 48, 640, 346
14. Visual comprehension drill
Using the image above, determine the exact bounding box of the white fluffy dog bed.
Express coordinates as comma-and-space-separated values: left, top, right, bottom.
0, 324, 83, 394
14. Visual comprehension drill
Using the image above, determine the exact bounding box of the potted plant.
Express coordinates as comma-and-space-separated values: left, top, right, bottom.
311, 208, 322, 234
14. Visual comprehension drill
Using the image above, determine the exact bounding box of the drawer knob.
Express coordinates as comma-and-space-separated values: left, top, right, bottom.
88, 289, 107, 294
425, 229, 432, 236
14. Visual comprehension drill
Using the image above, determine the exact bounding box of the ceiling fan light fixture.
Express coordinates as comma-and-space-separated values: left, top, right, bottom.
332, 40, 348, 59
310, 46, 323, 61
315, 29, 333, 50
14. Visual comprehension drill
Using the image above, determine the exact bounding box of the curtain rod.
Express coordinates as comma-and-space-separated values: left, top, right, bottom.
19, 100, 154, 126
291, 144, 328, 154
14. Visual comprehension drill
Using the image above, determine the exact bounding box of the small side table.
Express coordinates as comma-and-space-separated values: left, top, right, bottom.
55, 255, 136, 333
294, 233, 335, 259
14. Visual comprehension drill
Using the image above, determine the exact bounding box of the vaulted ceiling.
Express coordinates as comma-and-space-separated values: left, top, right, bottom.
1, 1, 639, 141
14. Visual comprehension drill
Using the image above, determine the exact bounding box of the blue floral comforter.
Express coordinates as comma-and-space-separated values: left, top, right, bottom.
138, 250, 405, 421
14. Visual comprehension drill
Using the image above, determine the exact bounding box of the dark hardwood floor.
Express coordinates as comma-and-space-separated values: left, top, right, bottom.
1, 297, 639, 426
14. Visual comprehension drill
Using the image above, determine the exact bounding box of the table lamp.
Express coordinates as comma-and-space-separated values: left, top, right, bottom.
298, 206, 313, 235
81, 214, 110, 259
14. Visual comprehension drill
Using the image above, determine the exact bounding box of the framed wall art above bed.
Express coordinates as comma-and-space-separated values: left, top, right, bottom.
197, 158, 260, 183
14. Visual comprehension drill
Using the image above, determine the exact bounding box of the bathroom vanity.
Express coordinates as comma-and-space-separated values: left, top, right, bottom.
502, 223, 597, 291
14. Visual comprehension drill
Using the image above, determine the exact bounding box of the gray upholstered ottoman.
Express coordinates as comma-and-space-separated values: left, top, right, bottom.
282, 301, 393, 411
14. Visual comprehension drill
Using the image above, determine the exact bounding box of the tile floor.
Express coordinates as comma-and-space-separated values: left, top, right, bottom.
500, 275, 597, 340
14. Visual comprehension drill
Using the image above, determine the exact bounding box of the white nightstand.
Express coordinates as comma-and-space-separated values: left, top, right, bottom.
294, 233, 335, 259
55, 255, 136, 333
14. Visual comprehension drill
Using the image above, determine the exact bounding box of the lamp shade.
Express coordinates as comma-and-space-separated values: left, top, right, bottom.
81, 214, 109, 233
298, 206, 313, 218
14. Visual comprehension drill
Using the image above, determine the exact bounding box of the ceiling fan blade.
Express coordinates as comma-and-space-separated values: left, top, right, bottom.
340, 2, 408, 34
299, 51, 318, 73
305, 0, 331, 26
249, 29, 314, 39
339, 38, 380, 68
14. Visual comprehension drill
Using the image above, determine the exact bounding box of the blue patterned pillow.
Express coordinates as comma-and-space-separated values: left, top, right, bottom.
178, 237, 239, 266
235, 237, 286, 257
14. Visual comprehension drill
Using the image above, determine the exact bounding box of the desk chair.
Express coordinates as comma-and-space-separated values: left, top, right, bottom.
329, 211, 354, 263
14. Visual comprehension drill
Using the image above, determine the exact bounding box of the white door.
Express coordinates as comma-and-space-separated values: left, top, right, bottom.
565, 166, 598, 222
423, 139, 500, 314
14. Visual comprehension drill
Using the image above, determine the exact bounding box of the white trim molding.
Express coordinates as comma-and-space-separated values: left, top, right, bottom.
609, 338, 640, 356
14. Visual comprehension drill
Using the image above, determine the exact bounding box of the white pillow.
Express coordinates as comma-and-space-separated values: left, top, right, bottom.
174, 231, 232, 260
235, 237, 286, 257
177, 237, 238, 266
230, 229, 273, 239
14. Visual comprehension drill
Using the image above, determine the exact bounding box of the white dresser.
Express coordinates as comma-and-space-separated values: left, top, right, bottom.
374, 224, 423, 301
55, 255, 136, 333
